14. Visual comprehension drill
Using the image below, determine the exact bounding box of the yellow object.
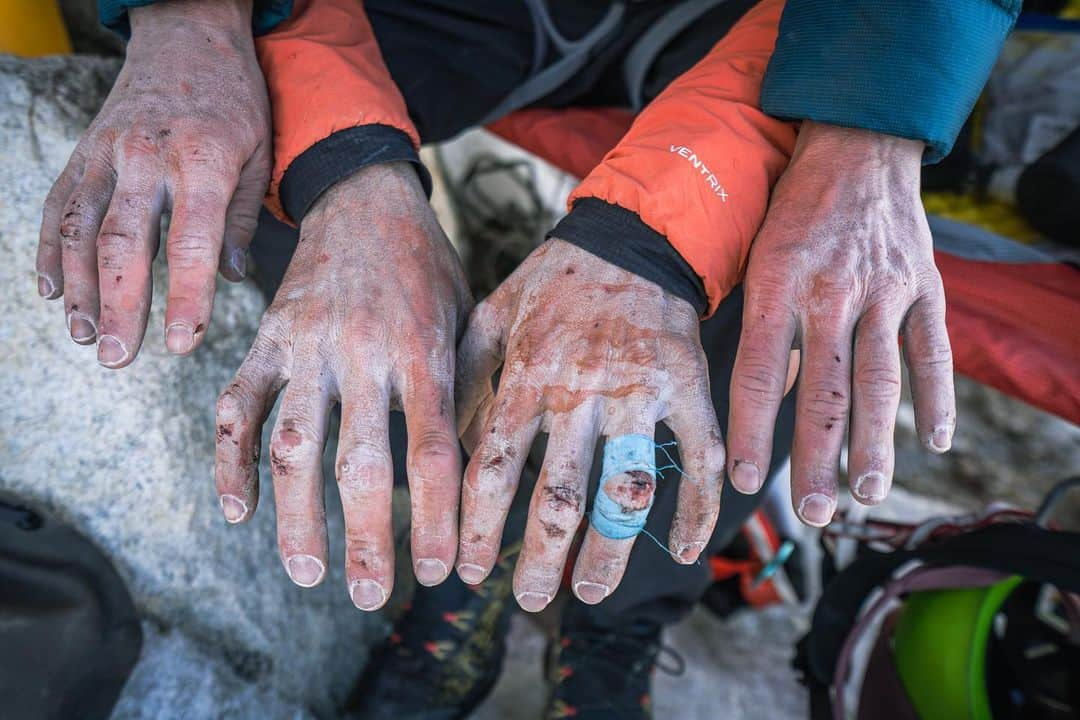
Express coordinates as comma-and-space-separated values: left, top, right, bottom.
0, 0, 72, 56
922, 191, 1041, 244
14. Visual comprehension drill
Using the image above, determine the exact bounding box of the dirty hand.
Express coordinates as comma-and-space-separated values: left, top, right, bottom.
727, 121, 955, 526
455, 240, 725, 611
215, 163, 472, 609
37, 0, 271, 367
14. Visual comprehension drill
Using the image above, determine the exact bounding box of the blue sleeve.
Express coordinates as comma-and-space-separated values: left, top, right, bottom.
760, 0, 1021, 163
98, 0, 294, 36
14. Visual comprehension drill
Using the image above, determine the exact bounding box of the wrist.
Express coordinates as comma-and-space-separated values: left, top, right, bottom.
794, 121, 924, 174
307, 162, 428, 224
130, 0, 254, 37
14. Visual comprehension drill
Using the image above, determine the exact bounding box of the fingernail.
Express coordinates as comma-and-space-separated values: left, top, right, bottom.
852, 472, 887, 503
97, 335, 129, 367
67, 312, 97, 344
349, 579, 387, 611
574, 581, 610, 605
219, 494, 248, 523
38, 275, 56, 298
731, 460, 761, 493
929, 425, 952, 454
228, 247, 247, 279
457, 563, 487, 585
798, 493, 836, 527
516, 591, 552, 613
414, 558, 448, 586
166, 322, 195, 355
676, 541, 706, 564
286, 554, 325, 587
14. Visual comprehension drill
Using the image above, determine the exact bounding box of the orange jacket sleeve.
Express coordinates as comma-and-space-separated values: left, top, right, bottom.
556, 0, 795, 316
254, 0, 421, 224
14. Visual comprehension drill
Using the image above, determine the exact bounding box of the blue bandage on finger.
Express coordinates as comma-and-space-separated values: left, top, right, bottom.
590, 434, 657, 540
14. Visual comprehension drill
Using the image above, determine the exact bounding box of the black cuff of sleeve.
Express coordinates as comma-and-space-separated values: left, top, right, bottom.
549, 198, 708, 316
279, 124, 432, 224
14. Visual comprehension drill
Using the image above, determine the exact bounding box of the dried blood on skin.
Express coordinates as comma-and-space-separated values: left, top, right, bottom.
603, 470, 655, 513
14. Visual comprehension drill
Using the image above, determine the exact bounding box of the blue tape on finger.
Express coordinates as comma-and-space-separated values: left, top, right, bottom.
591, 434, 657, 540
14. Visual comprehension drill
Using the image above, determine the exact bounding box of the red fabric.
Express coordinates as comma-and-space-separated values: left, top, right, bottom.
935, 253, 1080, 424
487, 108, 635, 181
566, 0, 795, 316
255, 0, 419, 224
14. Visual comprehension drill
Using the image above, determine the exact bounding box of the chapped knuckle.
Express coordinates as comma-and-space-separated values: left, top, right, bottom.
120, 125, 163, 158
167, 232, 217, 265
914, 342, 954, 372
408, 436, 459, 481
269, 420, 320, 463
336, 442, 393, 489
344, 536, 385, 567
175, 137, 235, 171
700, 441, 727, 478
811, 268, 861, 301
734, 358, 787, 404
97, 229, 140, 270
216, 385, 249, 422
854, 365, 902, 401
59, 204, 97, 248
467, 447, 518, 495
534, 482, 584, 539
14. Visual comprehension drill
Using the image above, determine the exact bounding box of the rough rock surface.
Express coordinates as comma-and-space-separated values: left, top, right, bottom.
0, 55, 398, 717
894, 376, 1080, 527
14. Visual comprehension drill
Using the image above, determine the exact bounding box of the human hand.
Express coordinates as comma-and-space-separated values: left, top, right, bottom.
727, 121, 955, 526
214, 163, 472, 608
454, 239, 725, 611
37, 0, 271, 367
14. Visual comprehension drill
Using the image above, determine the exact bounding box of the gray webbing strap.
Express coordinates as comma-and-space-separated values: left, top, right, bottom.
480, 0, 626, 126
623, 0, 729, 111
928, 214, 1056, 263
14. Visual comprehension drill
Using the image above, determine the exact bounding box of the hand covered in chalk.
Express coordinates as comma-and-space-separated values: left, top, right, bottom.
727, 121, 955, 526
36, 0, 271, 367
214, 162, 473, 608
455, 239, 725, 611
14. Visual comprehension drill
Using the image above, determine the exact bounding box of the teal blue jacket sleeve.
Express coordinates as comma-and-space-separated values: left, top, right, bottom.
760, 0, 1021, 163
98, 0, 294, 36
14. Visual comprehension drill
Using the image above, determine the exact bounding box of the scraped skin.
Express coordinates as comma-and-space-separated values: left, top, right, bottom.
455, 240, 725, 611
36, 0, 270, 367
215, 162, 472, 606
727, 121, 956, 527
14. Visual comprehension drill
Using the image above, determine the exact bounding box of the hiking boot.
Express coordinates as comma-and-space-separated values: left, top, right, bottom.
543, 610, 684, 720
344, 542, 520, 720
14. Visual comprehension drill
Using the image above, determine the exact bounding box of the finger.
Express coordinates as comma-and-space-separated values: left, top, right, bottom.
38, 156, 83, 299
95, 159, 164, 368
269, 361, 333, 588
400, 353, 461, 587
59, 158, 116, 345
727, 296, 797, 494
665, 366, 726, 564
903, 283, 956, 454
219, 147, 271, 282
455, 294, 509, 438
571, 410, 657, 606
336, 379, 395, 611
163, 161, 241, 355
461, 391, 496, 454
513, 406, 598, 612
215, 329, 287, 524
790, 314, 854, 527
456, 376, 542, 586
847, 306, 903, 505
